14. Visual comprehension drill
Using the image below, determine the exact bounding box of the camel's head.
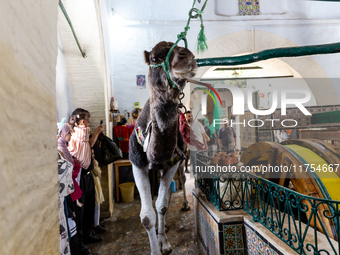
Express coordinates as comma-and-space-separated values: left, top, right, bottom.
144, 41, 198, 90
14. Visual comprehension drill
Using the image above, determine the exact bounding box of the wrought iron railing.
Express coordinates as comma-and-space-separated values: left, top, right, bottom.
195, 152, 340, 255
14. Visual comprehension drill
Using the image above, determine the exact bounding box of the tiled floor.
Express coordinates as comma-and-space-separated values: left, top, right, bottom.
87, 172, 204, 255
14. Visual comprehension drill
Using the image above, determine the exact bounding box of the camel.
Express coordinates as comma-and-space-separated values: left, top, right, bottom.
177, 143, 190, 211
129, 41, 197, 255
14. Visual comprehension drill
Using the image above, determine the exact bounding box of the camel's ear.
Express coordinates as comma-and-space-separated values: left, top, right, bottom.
144, 50, 150, 65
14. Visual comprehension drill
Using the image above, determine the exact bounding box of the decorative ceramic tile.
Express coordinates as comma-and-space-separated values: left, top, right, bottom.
240, 111, 256, 149
194, 194, 248, 255
258, 131, 273, 142
238, 0, 260, 16
195, 196, 219, 255
223, 224, 246, 255
245, 223, 284, 255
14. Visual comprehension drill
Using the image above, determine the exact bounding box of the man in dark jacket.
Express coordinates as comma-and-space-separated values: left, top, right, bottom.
218, 121, 237, 153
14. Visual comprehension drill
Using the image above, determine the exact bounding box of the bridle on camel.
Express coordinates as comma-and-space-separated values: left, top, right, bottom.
149, 0, 208, 92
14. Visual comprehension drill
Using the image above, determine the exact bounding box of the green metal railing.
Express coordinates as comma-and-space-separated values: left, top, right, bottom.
196, 152, 340, 255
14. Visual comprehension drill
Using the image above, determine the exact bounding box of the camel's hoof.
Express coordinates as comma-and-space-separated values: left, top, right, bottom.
180, 204, 190, 211
158, 235, 172, 255
161, 247, 172, 255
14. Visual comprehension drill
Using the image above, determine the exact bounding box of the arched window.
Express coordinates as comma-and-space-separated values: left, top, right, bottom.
238, 0, 260, 16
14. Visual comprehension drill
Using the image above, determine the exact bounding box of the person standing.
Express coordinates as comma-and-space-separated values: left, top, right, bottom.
185, 111, 207, 173
218, 120, 237, 153
57, 151, 75, 255
204, 125, 217, 152
68, 108, 104, 254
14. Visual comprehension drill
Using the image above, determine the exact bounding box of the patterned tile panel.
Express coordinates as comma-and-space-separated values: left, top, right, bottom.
255, 105, 340, 131
258, 130, 273, 142
223, 224, 246, 255
238, 0, 260, 16
240, 111, 256, 149
240, 105, 340, 147
194, 194, 247, 255
194, 195, 219, 255
245, 223, 283, 255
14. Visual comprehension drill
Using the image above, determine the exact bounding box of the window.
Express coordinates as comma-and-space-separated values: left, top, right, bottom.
238, 0, 260, 16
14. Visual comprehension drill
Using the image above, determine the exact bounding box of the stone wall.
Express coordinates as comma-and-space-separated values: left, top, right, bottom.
0, 1, 59, 254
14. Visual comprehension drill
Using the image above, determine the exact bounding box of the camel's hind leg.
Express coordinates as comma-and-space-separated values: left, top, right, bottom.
178, 160, 190, 211
156, 161, 180, 255
132, 164, 161, 255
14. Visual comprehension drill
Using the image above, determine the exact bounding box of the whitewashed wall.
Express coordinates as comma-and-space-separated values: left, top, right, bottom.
58, 0, 108, 132
0, 0, 59, 254
107, 0, 340, 112
56, 32, 74, 121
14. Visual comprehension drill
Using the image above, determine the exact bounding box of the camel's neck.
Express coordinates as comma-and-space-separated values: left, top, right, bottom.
144, 69, 183, 165
149, 70, 179, 103
148, 69, 180, 132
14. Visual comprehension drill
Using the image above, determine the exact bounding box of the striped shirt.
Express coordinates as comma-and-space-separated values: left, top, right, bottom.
68, 125, 92, 169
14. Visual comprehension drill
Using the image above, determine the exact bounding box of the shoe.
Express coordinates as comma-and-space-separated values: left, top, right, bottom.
185, 168, 190, 173
78, 245, 91, 255
84, 235, 103, 244
94, 225, 107, 234
99, 222, 106, 228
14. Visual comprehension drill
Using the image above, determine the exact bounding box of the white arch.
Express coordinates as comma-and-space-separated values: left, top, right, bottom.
184, 30, 338, 106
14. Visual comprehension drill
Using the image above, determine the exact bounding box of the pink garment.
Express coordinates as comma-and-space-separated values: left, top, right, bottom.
70, 160, 82, 201
57, 123, 74, 164
179, 112, 204, 150
68, 125, 91, 169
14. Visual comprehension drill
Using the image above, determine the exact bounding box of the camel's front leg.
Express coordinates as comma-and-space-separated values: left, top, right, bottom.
132, 164, 160, 255
156, 162, 180, 255
178, 161, 190, 211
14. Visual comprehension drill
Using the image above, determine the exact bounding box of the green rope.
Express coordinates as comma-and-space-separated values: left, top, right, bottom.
191, 0, 209, 54
149, 0, 208, 89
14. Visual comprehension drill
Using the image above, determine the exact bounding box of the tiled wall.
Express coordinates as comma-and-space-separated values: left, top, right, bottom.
223, 224, 246, 255
194, 194, 247, 255
240, 111, 256, 149
240, 105, 340, 149
257, 105, 340, 131
245, 223, 283, 255
193, 192, 294, 255
194, 195, 219, 255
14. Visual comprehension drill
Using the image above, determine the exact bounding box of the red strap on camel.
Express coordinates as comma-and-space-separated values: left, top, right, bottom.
178, 112, 205, 151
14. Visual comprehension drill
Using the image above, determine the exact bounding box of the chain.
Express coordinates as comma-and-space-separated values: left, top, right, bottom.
177, 91, 187, 113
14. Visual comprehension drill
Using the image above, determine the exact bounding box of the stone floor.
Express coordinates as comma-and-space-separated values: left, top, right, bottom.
87, 172, 204, 255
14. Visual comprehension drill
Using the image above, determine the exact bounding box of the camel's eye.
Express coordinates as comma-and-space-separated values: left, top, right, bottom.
152, 55, 165, 63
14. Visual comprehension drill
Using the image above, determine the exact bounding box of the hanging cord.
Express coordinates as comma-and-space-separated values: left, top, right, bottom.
59, 0, 86, 58
149, 0, 208, 89
188, 0, 209, 54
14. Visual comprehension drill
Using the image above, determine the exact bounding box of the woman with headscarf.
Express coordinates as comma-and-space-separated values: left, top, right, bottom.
58, 123, 82, 201
57, 151, 74, 255
58, 123, 82, 255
